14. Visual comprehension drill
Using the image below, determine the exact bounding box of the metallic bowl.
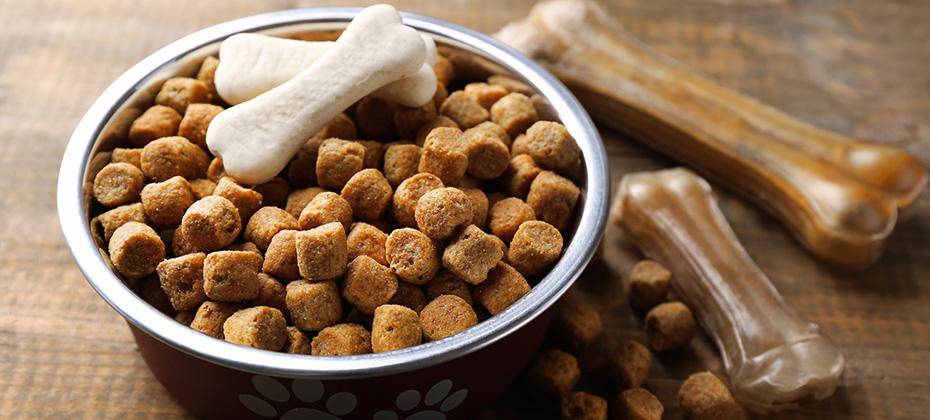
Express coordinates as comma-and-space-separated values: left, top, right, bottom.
58, 7, 609, 420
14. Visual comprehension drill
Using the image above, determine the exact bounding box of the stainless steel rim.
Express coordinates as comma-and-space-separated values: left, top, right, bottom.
57, 7, 610, 379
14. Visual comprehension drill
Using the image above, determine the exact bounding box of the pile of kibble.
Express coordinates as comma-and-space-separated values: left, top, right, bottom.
528, 259, 746, 420
89, 42, 584, 356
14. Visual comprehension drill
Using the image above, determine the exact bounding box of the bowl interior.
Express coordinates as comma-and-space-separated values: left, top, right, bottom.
58, 7, 610, 379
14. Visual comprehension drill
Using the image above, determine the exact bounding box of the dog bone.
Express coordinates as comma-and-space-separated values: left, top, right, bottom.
612, 167, 846, 414
496, 0, 927, 267
206, 4, 426, 185
214, 32, 437, 107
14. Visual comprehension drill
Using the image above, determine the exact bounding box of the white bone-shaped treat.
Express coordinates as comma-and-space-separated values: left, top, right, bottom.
206, 4, 427, 185
214, 32, 438, 107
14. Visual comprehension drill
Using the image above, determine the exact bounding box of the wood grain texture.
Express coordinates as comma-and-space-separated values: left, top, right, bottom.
0, 0, 927, 419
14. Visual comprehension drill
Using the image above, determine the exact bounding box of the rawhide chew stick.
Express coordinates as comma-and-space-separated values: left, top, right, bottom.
206, 4, 426, 185
214, 32, 438, 107
612, 167, 845, 414
496, 0, 928, 267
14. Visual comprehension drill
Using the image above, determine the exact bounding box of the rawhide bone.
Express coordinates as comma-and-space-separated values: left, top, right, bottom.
496, 0, 928, 267
214, 32, 438, 107
612, 167, 845, 414
206, 4, 427, 185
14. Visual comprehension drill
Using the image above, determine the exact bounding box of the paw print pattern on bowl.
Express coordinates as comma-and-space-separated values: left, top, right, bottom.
240, 375, 357, 419
373, 379, 468, 420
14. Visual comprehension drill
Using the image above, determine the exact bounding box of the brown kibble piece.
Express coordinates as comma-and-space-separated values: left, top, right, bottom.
136, 273, 175, 316
605, 340, 652, 390
316, 138, 366, 190
526, 171, 580, 231
283, 326, 312, 355
394, 102, 437, 141
155, 77, 211, 114
223, 306, 287, 351
178, 103, 224, 149
509, 220, 564, 276
442, 225, 504, 285
111, 148, 143, 168
109, 222, 165, 279
463, 124, 511, 180
524, 120, 582, 176
196, 56, 221, 104
466, 121, 511, 148
372, 304, 422, 353
418, 127, 469, 185
488, 197, 536, 242
286, 279, 342, 332
628, 260, 671, 312
311, 323, 372, 356
312, 113, 357, 141
612, 388, 664, 420
383, 142, 421, 188
295, 222, 348, 281
180, 195, 241, 252
128, 105, 182, 148
388, 282, 429, 314
460, 188, 489, 230
385, 228, 441, 285
226, 241, 260, 255
203, 250, 263, 302
500, 154, 542, 199
464, 82, 509, 109
415, 187, 471, 240
561, 391, 608, 420
249, 273, 290, 321
490, 92, 539, 138
392, 173, 444, 228
487, 74, 534, 96
252, 177, 291, 209
355, 96, 397, 141
341, 168, 393, 221
473, 262, 530, 315
420, 294, 478, 341
424, 270, 473, 307
207, 157, 226, 183
188, 178, 217, 200
347, 222, 389, 266
156, 252, 206, 311
190, 301, 239, 339
285, 187, 324, 219
93, 163, 145, 207
433, 54, 455, 86
262, 230, 300, 281
342, 256, 398, 316
95, 203, 148, 243
645, 302, 696, 352
298, 191, 353, 233
551, 300, 603, 353
245, 206, 299, 253
141, 175, 195, 229
213, 177, 263, 228
440, 90, 489, 129
140, 136, 210, 182
414, 115, 459, 146
679, 372, 742, 420
526, 348, 580, 400
288, 137, 324, 188
511, 133, 530, 156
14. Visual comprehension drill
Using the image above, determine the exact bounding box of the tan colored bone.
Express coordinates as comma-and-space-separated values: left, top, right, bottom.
496, 0, 928, 267
612, 167, 845, 414
206, 5, 426, 185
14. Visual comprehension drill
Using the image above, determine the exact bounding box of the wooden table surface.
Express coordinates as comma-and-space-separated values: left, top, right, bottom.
2, 0, 928, 419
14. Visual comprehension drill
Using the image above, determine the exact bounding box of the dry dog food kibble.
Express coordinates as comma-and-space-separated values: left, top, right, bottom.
627, 260, 671, 312
311, 323, 372, 356
420, 294, 478, 341
561, 391, 608, 420
372, 304, 422, 352
605, 340, 652, 390
93, 162, 146, 207
644, 301, 696, 352
550, 300, 603, 353
678, 371, 742, 420
223, 306, 287, 351
612, 388, 664, 420
88, 20, 585, 356
525, 348, 581, 400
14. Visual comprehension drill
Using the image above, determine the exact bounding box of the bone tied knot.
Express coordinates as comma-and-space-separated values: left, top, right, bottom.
206, 4, 435, 185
